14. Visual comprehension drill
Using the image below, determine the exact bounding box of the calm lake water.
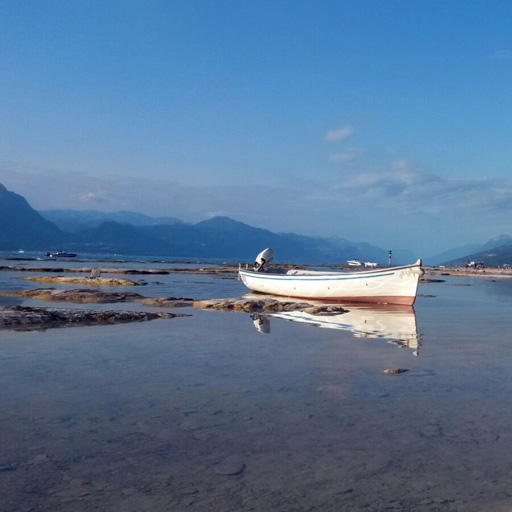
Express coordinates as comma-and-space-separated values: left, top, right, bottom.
2, 256, 512, 511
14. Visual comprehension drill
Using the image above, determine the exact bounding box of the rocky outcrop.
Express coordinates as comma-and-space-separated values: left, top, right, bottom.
138, 297, 195, 308
23, 276, 140, 286
0, 288, 196, 307
0, 288, 144, 303
1, 288, 348, 315
0, 305, 188, 331
193, 297, 348, 314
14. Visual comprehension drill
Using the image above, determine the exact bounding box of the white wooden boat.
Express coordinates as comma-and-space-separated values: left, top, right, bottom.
239, 258, 423, 306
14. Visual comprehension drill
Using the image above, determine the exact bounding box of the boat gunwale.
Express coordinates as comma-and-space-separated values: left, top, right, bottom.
239, 261, 421, 281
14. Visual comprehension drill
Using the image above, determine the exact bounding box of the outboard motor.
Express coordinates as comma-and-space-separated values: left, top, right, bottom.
253, 247, 273, 272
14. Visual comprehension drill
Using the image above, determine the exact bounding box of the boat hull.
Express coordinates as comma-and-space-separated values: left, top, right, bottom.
46, 252, 77, 258
239, 261, 423, 306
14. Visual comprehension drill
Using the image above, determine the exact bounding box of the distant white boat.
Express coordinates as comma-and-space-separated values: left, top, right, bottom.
45, 251, 77, 258
348, 260, 377, 268
239, 249, 423, 306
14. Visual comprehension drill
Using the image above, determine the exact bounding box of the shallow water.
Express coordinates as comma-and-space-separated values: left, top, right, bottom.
2, 265, 512, 511
0, 253, 243, 304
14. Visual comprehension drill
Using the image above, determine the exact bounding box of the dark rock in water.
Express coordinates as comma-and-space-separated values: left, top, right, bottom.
383, 368, 409, 375
214, 456, 246, 476
139, 297, 195, 308
194, 297, 348, 314
0, 288, 144, 304
0, 305, 188, 331
303, 305, 347, 315
23, 276, 141, 286
1, 286, 350, 317
0, 288, 196, 308
194, 297, 306, 312
121, 269, 171, 275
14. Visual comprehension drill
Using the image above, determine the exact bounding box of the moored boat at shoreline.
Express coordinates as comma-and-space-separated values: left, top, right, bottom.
239, 249, 423, 306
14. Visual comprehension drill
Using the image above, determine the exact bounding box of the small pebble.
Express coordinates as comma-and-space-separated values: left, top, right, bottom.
214, 456, 246, 476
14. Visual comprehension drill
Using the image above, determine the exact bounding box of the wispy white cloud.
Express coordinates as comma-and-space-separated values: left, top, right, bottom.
391, 159, 411, 170
329, 149, 359, 164
78, 191, 109, 205
4, 160, 512, 220
332, 159, 512, 215
324, 125, 354, 142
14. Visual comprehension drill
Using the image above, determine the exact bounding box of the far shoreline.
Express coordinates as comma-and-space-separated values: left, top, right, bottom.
424, 266, 512, 279
3, 260, 512, 279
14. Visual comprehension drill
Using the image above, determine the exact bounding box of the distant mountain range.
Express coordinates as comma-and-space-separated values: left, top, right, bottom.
440, 236, 512, 267
423, 244, 482, 266
424, 235, 512, 267
0, 184, 67, 249
12, 182, 512, 265
67, 215, 406, 264
40, 209, 185, 232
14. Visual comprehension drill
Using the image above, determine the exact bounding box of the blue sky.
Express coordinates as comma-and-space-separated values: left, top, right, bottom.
1, 1, 512, 257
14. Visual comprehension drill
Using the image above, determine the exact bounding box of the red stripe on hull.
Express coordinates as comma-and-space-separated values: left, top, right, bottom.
251, 293, 416, 306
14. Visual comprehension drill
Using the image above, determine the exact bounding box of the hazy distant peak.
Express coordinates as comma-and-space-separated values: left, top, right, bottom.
39, 209, 184, 232
196, 216, 247, 229
0, 183, 65, 249
488, 234, 512, 243
479, 234, 512, 251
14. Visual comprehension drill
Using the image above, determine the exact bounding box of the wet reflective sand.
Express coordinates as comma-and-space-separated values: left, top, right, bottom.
2, 267, 512, 511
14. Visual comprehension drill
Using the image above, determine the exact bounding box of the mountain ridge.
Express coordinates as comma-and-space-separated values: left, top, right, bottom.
40, 209, 185, 232
0, 184, 68, 249
443, 244, 512, 267
0, 183, 416, 264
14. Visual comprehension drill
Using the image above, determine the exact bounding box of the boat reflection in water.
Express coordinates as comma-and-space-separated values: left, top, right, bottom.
252, 314, 271, 333
251, 302, 420, 355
